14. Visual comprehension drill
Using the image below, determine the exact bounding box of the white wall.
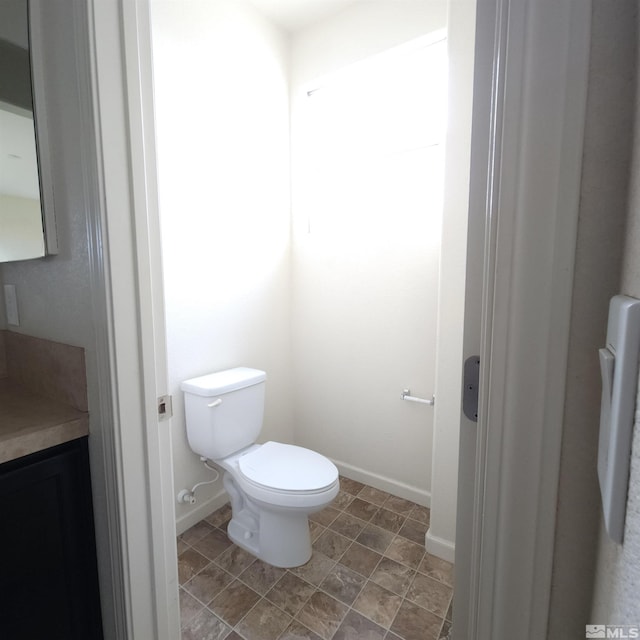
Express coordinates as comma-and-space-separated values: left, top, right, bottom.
426, 0, 476, 562
290, 1, 447, 503
546, 1, 635, 635
590, 2, 640, 625
150, 0, 294, 532
289, 1, 447, 84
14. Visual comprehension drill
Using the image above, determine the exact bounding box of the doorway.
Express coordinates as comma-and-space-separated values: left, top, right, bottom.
150, 0, 461, 550
150, 0, 466, 638
87, 0, 593, 637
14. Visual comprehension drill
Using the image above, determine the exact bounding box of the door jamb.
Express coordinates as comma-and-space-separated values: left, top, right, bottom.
460, 0, 592, 638
86, 0, 179, 637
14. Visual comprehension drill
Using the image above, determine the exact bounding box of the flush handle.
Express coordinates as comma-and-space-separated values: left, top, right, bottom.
207, 398, 223, 408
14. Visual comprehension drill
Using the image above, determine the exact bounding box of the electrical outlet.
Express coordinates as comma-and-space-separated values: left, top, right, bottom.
4, 285, 19, 326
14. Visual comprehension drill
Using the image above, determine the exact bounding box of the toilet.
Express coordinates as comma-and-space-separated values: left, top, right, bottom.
181, 367, 339, 568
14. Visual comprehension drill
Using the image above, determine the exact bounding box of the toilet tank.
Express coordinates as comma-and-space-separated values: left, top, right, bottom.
181, 367, 266, 460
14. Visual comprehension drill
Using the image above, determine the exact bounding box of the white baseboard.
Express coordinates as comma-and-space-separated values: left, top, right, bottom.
175, 489, 229, 536
425, 528, 455, 563
175, 461, 431, 534
331, 458, 431, 508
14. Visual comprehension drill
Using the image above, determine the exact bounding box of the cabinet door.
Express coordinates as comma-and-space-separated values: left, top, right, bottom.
0, 440, 102, 639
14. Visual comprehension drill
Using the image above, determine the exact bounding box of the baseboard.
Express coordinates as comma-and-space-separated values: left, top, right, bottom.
175, 489, 229, 536
175, 461, 431, 534
425, 528, 455, 563
331, 458, 431, 508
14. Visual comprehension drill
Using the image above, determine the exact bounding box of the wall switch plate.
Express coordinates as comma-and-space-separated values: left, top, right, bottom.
598, 294, 640, 543
3, 284, 19, 326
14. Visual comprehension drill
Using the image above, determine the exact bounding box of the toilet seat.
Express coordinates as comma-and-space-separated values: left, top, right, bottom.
238, 441, 338, 492
226, 441, 339, 509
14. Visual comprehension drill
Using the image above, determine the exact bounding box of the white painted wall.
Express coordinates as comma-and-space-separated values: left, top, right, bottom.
548, 1, 635, 635
290, 1, 447, 504
289, 1, 447, 83
150, 0, 294, 531
426, 0, 476, 562
591, 2, 640, 625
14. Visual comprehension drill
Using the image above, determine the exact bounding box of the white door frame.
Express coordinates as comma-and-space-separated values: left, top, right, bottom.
457, 0, 591, 638
86, 0, 179, 638
85, 0, 592, 638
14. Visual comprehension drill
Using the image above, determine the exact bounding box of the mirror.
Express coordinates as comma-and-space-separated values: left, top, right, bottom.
0, 0, 57, 262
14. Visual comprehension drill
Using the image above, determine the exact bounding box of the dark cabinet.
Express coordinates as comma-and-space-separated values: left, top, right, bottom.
0, 438, 103, 639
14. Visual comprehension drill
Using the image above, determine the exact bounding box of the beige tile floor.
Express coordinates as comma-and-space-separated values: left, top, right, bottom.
178, 477, 454, 640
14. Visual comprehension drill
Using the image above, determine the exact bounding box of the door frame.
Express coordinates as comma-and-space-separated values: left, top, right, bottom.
86, 0, 179, 638
457, 0, 591, 638
85, 0, 592, 638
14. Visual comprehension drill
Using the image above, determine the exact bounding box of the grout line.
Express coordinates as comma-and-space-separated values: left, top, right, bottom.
177, 587, 205, 630
179, 480, 450, 640
231, 590, 286, 639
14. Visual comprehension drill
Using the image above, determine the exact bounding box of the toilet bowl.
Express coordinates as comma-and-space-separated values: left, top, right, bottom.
181, 367, 339, 567
218, 441, 339, 567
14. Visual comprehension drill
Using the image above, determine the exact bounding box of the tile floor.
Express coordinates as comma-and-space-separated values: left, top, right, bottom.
178, 477, 454, 640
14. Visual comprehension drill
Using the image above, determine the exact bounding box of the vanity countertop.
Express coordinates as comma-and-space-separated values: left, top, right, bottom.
0, 377, 89, 464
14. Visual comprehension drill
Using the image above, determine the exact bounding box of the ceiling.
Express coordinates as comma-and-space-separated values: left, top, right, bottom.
247, 0, 359, 32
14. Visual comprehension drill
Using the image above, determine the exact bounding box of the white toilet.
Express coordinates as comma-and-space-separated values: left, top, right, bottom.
181, 367, 339, 568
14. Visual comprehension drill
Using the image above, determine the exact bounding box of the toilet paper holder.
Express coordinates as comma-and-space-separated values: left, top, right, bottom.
401, 389, 435, 406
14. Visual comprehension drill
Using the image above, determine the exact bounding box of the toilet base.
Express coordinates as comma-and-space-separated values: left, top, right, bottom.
223, 472, 313, 568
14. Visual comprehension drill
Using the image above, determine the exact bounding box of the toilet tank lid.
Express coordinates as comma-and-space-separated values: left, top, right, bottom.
181, 367, 266, 396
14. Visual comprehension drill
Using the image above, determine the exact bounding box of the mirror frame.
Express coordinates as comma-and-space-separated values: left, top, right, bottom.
29, 0, 58, 255
0, 0, 58, 261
